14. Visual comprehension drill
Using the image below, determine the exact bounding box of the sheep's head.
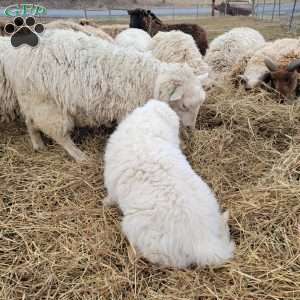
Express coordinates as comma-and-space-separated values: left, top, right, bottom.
239, 72, 271, 91
264, 57, 300, 100
155, 66, 207, 129
147, 10, 163, 25
79, 19, 89, 26
127, 8, 150, 30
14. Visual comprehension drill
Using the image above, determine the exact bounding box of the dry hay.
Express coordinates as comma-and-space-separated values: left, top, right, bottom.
230, 54, 252, 86
0, 82, 300, 299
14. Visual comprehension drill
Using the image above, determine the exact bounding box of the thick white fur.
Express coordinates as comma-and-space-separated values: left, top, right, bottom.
4, 30, 206, 161
46, 20, 113, 42
149, 31, 210, 76
148, 30, 212, 88
115, 28, 152, 52
204, 27, 265, 80
104, 100, 235, 268
241, 38, 300, 88
0, 37, 19, 122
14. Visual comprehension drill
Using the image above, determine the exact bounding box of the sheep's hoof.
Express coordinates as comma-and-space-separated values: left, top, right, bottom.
73, 151, 90, 163
33, 143, 46, 152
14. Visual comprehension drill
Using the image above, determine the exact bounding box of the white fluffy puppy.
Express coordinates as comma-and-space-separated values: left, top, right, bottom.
104, 100, 235, 268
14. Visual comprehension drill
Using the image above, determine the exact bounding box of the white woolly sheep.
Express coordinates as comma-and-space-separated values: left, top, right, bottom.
128, 9, 209, 56
115, 28, 152, 52
115, 30, 212, 87
4, 29, 207, 161
148, 30, 212, 87
239, 38, 300, 100
46, 20, 113, 42
0, 37, 19, 122
204, 27, 265, 80
103, 99, 235, 268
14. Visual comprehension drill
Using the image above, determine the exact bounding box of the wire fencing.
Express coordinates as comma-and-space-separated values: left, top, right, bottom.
254, 0, 300, 31
1, 1, 299, 31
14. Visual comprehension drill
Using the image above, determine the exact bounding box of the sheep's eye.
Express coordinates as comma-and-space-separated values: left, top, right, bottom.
181, 104, 188, 111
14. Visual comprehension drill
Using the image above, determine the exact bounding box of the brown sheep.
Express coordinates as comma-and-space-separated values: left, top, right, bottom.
264, 55, 300, 101
128, 8, 208, 56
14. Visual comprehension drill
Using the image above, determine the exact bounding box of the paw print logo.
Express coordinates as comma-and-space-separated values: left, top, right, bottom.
4, 16, 44, 48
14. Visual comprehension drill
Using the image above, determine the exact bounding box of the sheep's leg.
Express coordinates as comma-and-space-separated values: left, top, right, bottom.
102, 195, 117, 207
20, 95, 88, 162
55, 135, 89, 162
26, 119, 46, 151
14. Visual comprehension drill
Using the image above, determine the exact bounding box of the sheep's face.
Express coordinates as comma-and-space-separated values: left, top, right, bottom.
128, 9, 149, 30
167, 74, 207, 129
155, 65, 207, 128
264, 58, 300, 101
270, 70, 298, 100
239, 71, 271, 90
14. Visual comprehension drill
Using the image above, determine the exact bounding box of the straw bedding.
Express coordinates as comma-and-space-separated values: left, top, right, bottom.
0, 79, 299, 299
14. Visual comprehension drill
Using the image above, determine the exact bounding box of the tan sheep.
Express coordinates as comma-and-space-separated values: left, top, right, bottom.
99, 24, 128, 38
46, 20, 113, 42
79, 19, 128, 38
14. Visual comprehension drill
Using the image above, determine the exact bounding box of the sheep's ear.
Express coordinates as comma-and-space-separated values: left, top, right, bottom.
260, 72, 271, 83
198, 73, 209, 82
170, 86, 184, 101
287, 59, 300, 72
222, 210, 229, 223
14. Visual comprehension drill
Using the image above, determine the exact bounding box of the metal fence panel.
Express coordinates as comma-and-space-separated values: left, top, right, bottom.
1, 2, 299, 32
